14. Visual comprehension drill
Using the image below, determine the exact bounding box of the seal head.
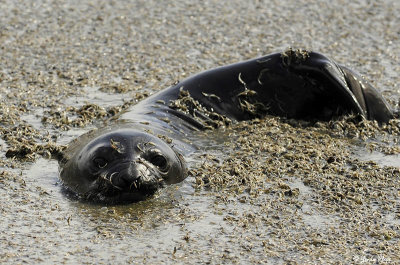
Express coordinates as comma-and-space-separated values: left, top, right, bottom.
59, 129, 187, 204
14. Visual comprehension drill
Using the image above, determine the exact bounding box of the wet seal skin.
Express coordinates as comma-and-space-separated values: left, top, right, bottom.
60, 128, 187, 203
59, 49, 393, 204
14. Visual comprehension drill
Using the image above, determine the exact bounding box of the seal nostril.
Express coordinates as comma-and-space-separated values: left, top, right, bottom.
93, 157, 108, 168
107, 163, 141, 190
111, 173, 131, 189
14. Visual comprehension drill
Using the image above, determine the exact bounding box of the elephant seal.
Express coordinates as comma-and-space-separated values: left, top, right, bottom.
60, 128, 187, 203
59, 49, 393, 204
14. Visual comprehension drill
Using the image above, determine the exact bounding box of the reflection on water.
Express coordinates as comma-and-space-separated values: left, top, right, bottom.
353, 146, 400, 167
23, 154, 230, 262
27, 158, 61, 201
0, 137, 7, 157
65, 86, 127, 108
20, 108, 44, 131
285, 178, 339, 231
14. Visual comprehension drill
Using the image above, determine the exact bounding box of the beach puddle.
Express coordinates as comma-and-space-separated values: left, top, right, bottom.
64, 86, 128, 108
353, 147, 400, 168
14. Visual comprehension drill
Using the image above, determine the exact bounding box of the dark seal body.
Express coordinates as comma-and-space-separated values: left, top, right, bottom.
59, 49, 393, 204
123, 49, 392, 124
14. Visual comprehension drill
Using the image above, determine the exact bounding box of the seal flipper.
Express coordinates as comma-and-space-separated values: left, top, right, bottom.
281, 51, 366, 120
340, 65, 393, 123
280, 51, 393, 123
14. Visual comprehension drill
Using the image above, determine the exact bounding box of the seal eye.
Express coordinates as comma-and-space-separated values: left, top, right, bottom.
150, 154, 168, 171
93, 157, 108, 168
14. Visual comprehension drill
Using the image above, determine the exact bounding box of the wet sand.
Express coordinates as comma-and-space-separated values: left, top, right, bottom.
1, 0, 399, 264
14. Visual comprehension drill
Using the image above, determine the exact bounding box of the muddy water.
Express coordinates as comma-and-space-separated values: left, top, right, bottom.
1, 0, 400, 264
17, 117, 243, 264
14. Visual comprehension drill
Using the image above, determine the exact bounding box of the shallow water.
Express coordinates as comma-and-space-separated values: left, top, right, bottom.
21, 157, 236, 263
354, 147, 400, 168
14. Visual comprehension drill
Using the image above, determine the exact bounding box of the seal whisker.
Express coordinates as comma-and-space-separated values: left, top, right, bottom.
130, 180, 138, 190
109, 172, 118, 184
238, 72, 249, 90
257, 68, 269, 85
98, 172, 123, 191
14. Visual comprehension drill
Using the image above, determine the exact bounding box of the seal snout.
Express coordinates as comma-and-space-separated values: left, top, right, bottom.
106, 160, 161, 191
